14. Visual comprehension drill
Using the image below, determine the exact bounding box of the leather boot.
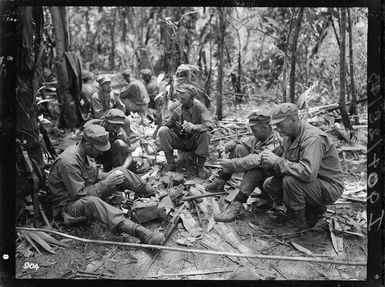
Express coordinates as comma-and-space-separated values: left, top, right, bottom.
272, 208, 308, 235
306, 204, 326, 227
214, 201, 243, 222
205, 178, 226, 193
164, 152, 177, 172
196, 156, 209, 179
119, 219, 164, 245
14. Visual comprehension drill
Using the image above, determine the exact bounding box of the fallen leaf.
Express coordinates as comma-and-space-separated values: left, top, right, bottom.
290, 241, 313, 255
26, 230, 56, 254
207, 215, 215, 232
176, 237, 197, 247
248, 222, 260, 230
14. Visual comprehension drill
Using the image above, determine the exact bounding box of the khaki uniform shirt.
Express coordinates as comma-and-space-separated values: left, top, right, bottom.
275, 120, 344, 189
120, 79, 150, 105
165, 99, 214, 133
91, 90, 125, 119
48, 144, 101, 211
229, 129, 282, 172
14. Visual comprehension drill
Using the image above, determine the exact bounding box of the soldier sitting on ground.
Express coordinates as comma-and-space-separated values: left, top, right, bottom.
120, 70, 150, 124
48, 124, 164, 245
208, 110, 282, 222
140, 69, 159, 110
260, 103, 345, 233
158, 83, 214, 179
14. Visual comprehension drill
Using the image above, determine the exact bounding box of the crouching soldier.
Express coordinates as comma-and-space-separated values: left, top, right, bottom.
47, 124, 164, 245
208, 111, 282, 222
158, 83, 214, 179
85, 108, 137, 172
260, 103, 344, 233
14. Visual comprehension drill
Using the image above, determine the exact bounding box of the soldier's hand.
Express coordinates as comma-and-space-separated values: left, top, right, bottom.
218, 158, 233, 169
223, 140, 237, 153
182, 121, 197, 133
103, 169, 125, 188
260, 151, 280, 168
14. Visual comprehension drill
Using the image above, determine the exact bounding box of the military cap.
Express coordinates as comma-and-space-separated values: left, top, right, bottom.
82, 124, 111, 151
104, 108, 126, 125
175, 83, 198, 97
248, 110, 271, 126
98, 75, 112, 85
141, 69, 152, 76
270, 103, 299, 125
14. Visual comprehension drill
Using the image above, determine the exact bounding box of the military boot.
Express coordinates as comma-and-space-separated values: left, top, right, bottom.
205, 178, 226, 193
119, 219, 164, 245
163, 152, 177, 172
196, 156, 209, 179
272, 208, 308, 235
214, 201, 243, 222
306, 204, 327, 227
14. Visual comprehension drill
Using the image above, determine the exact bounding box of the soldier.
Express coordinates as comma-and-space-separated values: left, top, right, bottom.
91, 75, 125, 119
48, 124, 164, 245
141, 69, 159, 110
261, 103, 344, 232
84, 108, 137, 172
158, 83, 214, 179
120, 70, 150, 124
210, 110, 282, 222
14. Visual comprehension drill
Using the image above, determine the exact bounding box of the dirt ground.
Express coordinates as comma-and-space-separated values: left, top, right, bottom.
15, 108, 368, 281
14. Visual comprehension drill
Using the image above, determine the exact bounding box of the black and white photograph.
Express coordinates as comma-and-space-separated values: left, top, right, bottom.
0, 3, 382, 283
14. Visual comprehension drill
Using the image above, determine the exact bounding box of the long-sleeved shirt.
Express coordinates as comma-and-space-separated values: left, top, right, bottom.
274, 120, 344, 189
229, 129, 282, 172
120, 79, 150, 105
165, 99, 214, 133
91, 90, 125, 119
48, 144, 104, 210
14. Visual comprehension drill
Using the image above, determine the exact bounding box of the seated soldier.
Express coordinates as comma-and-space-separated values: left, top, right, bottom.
47, 124, 164, 245
209, 111, 282, 222
84, 108, 138, 173
141, 69, 159, 110
91, 75, 131, 136
260, 103, 345, 233
120, 70, 150, 124
158, 83, 214, 179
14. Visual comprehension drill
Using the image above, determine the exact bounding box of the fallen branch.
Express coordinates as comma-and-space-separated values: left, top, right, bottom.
341, 195, 366, 204
16, 227, 366, 266
150, 267, 234, 278
181, 192, 229, 201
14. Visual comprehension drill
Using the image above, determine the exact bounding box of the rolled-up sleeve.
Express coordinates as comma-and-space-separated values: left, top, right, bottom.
276, 136, 323, 182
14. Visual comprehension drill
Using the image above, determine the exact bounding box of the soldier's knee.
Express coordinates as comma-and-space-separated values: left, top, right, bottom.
282, 175, 298, 189
263, 176, 274, 192
158, 126, 170, 137
232, 144, 248, 158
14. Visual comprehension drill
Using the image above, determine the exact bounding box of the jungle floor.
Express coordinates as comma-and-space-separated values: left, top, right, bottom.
15, 103, 368, 281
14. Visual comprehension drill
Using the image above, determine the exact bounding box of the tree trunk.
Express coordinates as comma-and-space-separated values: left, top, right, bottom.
289, 8, 304, 103
338, 8, 353, 131
347, 9, 358, 124
216, 7, 225, 120
281, 9, 295, 102
109, 8, 116, 70
50, 6, 82, 128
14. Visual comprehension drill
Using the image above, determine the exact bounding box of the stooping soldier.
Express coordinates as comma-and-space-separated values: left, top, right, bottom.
158, 83, 214, 179
140, 68, 159, 110
260, 103, 345, 233
84, 108, 137, 172
208, 110, 282, 222
48, 124, 164, 245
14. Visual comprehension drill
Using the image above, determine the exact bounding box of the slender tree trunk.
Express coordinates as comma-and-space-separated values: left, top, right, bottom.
109, 8, 116, 70
217, 7, 225, 120
282, 10, 295, 102
50, 6, 81, 128
347, 9, 358, 124
289, 8, 304, 103
338, 8, 353, 131
121, 8, 127, 43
